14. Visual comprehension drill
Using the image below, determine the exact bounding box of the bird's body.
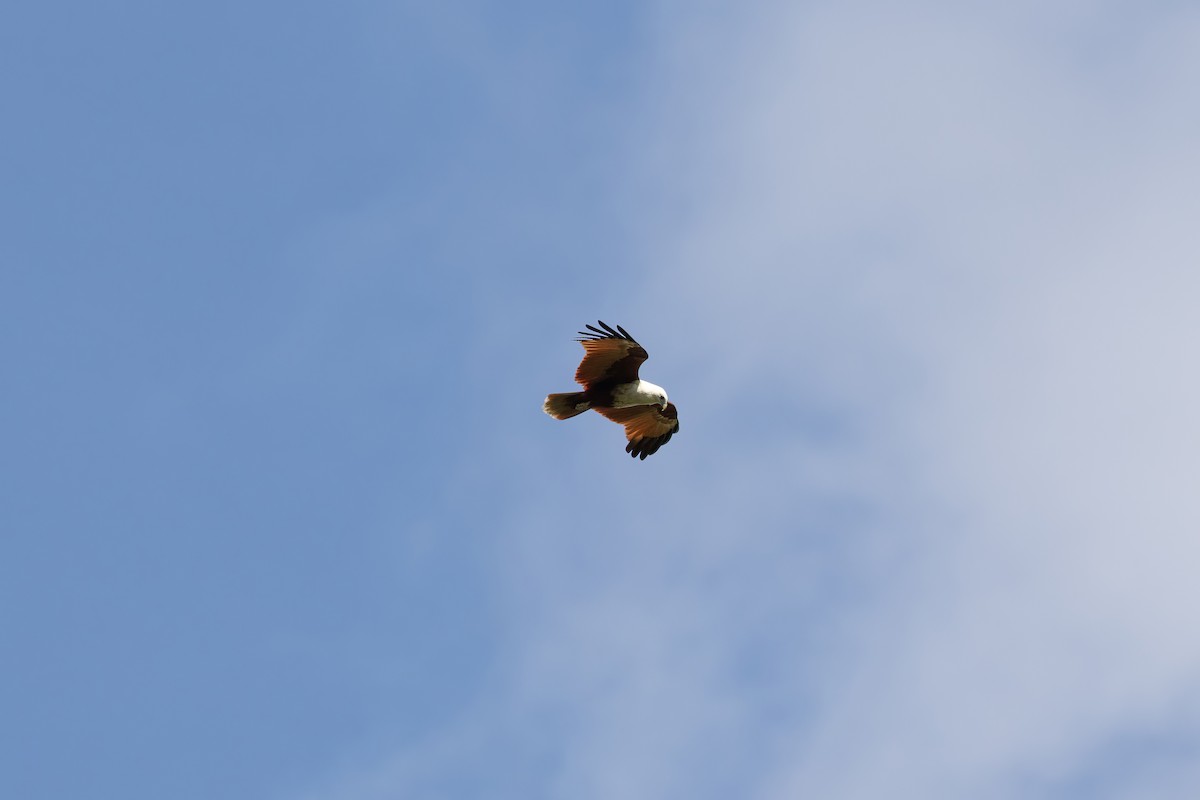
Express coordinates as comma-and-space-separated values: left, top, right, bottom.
543, 321, 679, 459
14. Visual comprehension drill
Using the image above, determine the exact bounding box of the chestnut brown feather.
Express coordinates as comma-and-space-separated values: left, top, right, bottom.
573, 339, 647, 386
572, 320, 648, 387
595, 403, 680, 460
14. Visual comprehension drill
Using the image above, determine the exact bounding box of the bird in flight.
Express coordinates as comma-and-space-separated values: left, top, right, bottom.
543, 321, 679, 459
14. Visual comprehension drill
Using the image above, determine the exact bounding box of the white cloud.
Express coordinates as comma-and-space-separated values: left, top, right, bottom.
617, 3, 1200, 798
306, 3, 1200, 798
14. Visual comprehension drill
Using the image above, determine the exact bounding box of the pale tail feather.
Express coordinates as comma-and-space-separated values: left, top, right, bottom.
543, 392, 590, 420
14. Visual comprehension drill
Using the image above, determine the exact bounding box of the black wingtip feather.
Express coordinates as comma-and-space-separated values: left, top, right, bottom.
625, 426, 676, 459
576, 321, 639, 344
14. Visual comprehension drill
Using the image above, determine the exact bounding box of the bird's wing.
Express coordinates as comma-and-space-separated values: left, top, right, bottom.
594, 402, 679, 460
573, 321, 648, 386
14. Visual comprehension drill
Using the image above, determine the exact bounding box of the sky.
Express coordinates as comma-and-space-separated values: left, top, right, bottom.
4, 1, 1200, 798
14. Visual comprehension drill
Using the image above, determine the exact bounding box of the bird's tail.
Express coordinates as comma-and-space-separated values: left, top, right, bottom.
543, 392, 590, 420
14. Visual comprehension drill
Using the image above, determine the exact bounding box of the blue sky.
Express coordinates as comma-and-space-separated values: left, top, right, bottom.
5, 2, 1200, 799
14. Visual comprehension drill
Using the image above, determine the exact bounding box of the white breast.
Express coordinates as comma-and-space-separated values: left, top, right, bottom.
612, 380, 667, 408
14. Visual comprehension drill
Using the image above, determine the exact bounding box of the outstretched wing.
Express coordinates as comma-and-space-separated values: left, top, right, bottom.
573, 321, 648, 387
594, 402, 680, 460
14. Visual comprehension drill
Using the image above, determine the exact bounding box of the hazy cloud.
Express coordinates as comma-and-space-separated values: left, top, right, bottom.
308, 3, 1200, 798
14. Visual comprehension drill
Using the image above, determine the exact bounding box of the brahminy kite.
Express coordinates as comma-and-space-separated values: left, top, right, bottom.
543, 321, 679, 459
